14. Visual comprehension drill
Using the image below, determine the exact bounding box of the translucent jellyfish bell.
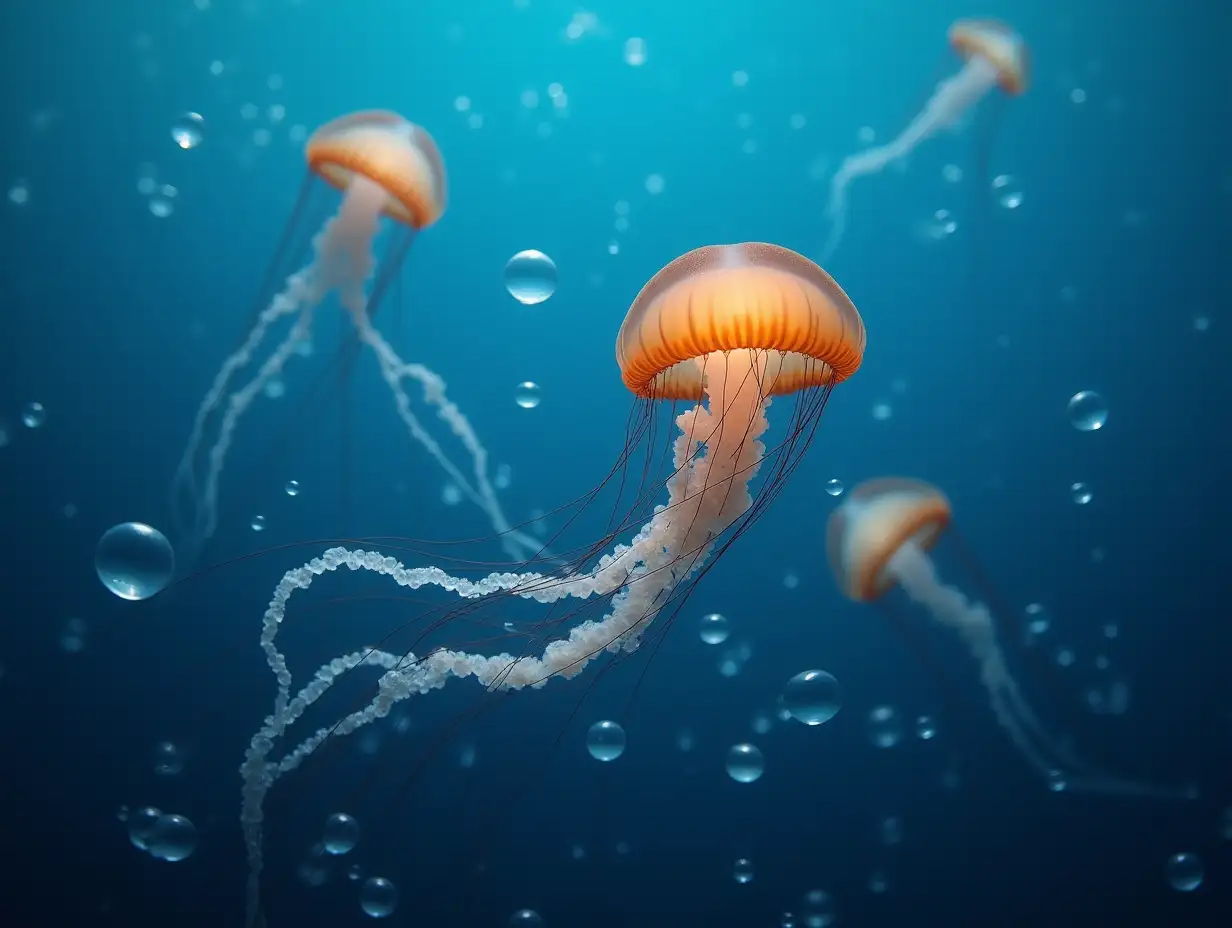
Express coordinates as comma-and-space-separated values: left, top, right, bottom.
821, 19, 1029, 262
826, 477, 1192, 800
169, 110, 540, 569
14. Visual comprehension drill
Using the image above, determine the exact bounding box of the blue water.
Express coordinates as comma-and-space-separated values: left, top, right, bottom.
0, 0, 1229, 926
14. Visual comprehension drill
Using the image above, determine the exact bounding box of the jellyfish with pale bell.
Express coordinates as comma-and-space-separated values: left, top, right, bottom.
821, 20, 1029, 262
169, 110, 539, 568
233, 243, 865, 926
826, 477, 1193, 799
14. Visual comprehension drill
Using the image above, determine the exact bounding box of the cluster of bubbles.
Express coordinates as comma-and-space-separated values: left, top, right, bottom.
123, 806, 198, 862
136, 163, 180, 218
502, 250, 556, 408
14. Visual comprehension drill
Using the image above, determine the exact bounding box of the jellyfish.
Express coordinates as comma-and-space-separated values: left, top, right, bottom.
169, 110, 539, 567
232, 243, 865, 926
820, 19, 1028, 262
826, 477, 1193, 800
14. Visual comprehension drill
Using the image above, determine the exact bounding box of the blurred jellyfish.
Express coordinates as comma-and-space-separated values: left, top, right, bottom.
822, 20, 1029, 262
234, 243, 866, 927
169, 110, 538, 567
826, 477, 1192, 799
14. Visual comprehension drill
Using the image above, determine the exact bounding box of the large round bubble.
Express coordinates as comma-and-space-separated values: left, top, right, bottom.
148, 813, 199, 862
586, 720, 626, 762
359, 876, 399, 918
725, 743, 765, 783
1067, 390, 1108, 431
95, 522, 175, 600
323, 812, 360, 855
504, 249, 558, 305
780, 670, 842, 726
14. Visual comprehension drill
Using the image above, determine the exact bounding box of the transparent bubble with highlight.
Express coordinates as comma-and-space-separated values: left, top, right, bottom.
780, 670, 841, 726
725, 743, 764, 783
515, 381, 542, 409
359, 876, 399, 918
504, 250, 557, 305
586, 720, 626, 762
148, 813, 199, 862
323, 812, 360, 855
1166, 852, 1204, 892
127, 806, 163, 851
21, 401, 46, 428
508, 909, 545, 927
171, 111, 205, 149
1067, 391, 1108, 431
95, 522, 175, 601
867, 705, 903, 748
153, 741, 185, 776
699, 612, 730, 644
801, 889, 835, 928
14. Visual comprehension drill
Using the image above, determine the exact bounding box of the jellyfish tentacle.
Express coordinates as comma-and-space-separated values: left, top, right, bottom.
328, 174, 543, 563
241, 348, 775, 927
821, 52, 1003, 262
170, 266, 321, 556
888, 541, 1192, 801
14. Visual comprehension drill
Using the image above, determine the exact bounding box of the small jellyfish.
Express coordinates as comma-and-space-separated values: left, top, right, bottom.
169, 110, 539, 569
822, 20, 1029, 261
826, 478, 1192, 800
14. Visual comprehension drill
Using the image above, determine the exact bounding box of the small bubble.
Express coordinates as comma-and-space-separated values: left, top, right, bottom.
21, 402, 46, 428
731, 70, 749, 88
824, 478, 844, 497
284, 479, 300, 497
1070, 481, 1093, 505
250, 514, 267, 532
1067, 391, 1108, 431
170, 112, 205, 149
514, 382, 542, 409
623, 37, 647, 66
644, 173, 665, 195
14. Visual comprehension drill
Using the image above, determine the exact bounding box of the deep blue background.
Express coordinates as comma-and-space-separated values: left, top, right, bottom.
0, 0, 1229, 926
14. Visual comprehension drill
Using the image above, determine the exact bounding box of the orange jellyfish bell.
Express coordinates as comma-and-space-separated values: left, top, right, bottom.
948, 19, 1030, 95
616, 242, 866, 400
306, 110, 448, 229
826, 477, 952, 603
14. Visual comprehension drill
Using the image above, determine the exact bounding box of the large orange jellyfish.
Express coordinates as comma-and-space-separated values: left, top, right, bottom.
827, 477, 1193, 799
169, 110, 540, 567
233, 243, 865, 926
821, 19, 1029, 262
